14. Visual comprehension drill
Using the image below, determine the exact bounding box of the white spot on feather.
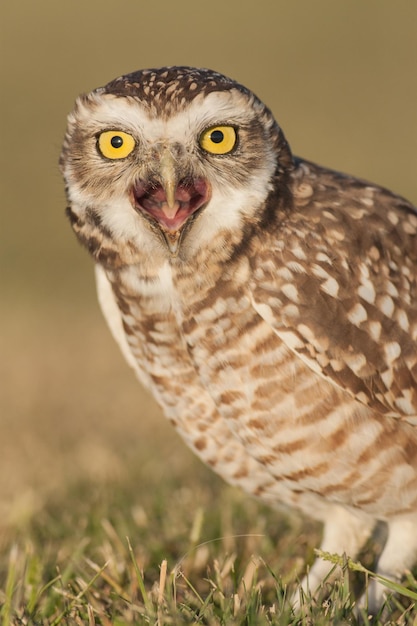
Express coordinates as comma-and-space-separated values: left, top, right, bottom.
344, 352, 367, 374
395, 394, 415, 415
384, 341, 401, 364
378, 295, 395, 318
347, 303, 368, 325
287, 261, 307, 273
381, 369, 393, 389
277, 267, 294, 281
279, 330, 306, 351
312, 264, 332, 281
386, 282, 399, 298
316, 252, 332, 264
291, 246, 308, 261
251, 300, 275, 325
281, 283, 299, 303
297, 323, 315, 342
369, 321, 382, 342
321, 277, 339, 298
356, 391, 370, 405
358, 284, 376, 304
387, 211, 399, 225
330, 359, 344, 372
396, 310, 409, 332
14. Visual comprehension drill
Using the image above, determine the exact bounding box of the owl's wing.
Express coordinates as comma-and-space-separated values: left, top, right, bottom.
248, 162, 417, 423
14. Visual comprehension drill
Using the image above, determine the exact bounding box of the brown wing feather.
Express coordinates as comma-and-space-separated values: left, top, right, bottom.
249, 159, 417, 419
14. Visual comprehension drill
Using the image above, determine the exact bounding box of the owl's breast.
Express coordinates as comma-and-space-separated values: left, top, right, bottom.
180, 282, 344, 459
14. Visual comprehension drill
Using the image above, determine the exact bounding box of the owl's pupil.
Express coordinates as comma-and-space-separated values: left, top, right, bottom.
210, 130, 224, 144
111, 136, 123, 149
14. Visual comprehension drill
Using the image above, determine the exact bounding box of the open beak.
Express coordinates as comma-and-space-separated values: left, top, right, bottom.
131, 148, 210, 254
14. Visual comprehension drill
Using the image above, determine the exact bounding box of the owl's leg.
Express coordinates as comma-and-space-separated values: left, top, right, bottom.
293, 505, 375, 609
357, 517, 417, 618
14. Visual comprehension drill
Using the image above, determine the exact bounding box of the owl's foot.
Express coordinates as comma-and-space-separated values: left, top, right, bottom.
292, 505, 375, 611
355, 517, 417, 620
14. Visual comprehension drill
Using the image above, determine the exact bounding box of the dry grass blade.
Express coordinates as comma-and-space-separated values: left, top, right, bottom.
157, 559, 167, 626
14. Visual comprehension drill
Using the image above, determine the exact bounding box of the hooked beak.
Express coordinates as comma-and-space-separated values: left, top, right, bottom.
159, 148, 177, 215
131, 148, 210, 254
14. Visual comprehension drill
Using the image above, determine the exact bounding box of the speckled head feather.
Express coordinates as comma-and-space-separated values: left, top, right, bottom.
61, 66, 417, 617
103, 66, 249, 106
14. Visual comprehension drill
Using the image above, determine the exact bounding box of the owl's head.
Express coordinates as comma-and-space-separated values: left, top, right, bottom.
60, 67, 293, 266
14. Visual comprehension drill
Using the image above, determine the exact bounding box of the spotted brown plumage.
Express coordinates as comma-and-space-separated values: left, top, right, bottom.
60, 66, 417, 615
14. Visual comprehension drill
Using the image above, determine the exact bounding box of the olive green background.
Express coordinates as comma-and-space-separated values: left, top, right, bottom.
0, 0, 416, 523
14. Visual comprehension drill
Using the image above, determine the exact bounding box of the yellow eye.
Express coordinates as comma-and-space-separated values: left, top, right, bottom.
97, 130, 135, 159
199, 126, 237, 155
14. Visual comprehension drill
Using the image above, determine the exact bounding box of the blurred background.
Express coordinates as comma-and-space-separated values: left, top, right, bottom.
1, 0, 416, 532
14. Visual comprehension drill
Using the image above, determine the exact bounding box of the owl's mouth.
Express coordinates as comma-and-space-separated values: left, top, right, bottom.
131, 178, 210, 233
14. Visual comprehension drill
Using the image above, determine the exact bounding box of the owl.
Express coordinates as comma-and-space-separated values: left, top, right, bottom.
60, 66, 417, 615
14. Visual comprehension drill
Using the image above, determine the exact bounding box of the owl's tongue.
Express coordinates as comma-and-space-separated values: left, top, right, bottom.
132, 179, 209, 232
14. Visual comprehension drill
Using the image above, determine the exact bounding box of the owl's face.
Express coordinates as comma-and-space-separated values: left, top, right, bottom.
61, 67, 292, 264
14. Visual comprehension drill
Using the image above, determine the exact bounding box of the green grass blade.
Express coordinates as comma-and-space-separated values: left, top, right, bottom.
317, 549, 417, 601
0, 544, 19, 626
126, 536, 154, 616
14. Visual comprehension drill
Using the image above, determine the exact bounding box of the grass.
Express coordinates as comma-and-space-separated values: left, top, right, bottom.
1, 305, 417, 625
1, 469, 417, 625
0, 472, 298, 625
